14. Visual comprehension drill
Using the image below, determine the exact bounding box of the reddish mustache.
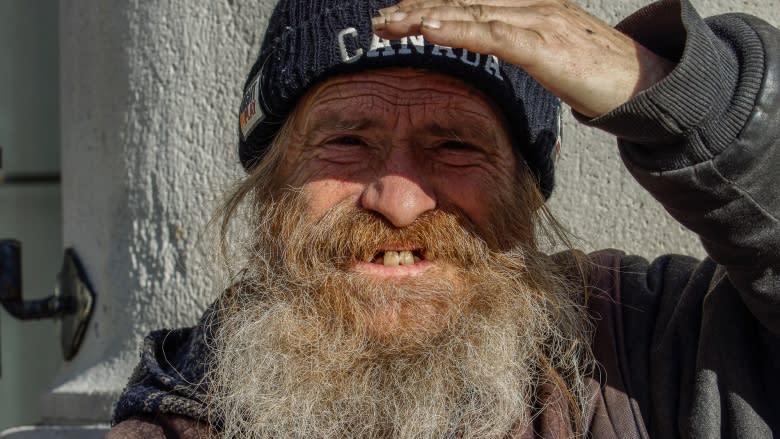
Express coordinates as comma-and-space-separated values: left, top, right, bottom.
281, 203, 490, 270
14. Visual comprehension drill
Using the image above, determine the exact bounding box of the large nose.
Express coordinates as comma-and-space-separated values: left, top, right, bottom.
359, 150, 436, 228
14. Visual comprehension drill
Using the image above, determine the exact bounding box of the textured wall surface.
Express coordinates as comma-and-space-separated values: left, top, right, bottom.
52, 0, 778, 424
55, 0, 272, 422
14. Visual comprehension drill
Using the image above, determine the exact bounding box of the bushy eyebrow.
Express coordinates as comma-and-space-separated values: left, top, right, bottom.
306, 115, 375, 137
424, 121, 498, 145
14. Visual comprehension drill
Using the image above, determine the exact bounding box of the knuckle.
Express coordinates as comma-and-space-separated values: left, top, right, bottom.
487, 20, 510, 42
468, 4, 487, 21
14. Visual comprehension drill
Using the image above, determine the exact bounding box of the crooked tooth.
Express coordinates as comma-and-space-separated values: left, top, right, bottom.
383, 250, 400, 266
400, 250, 414, 266
423, 249, 435, 261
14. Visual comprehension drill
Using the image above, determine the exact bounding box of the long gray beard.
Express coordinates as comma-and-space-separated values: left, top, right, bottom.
206, 192, 592, 439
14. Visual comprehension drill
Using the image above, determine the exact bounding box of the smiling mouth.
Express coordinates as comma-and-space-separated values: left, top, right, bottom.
367, 248, 436, 266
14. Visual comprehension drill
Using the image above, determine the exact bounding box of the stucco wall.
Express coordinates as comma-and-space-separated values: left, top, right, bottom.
54, 0, 273, 422
51, 0, 778, 425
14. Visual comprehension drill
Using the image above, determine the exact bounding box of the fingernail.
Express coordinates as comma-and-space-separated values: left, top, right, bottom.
378, 5, 400, 15
421, 17, 441, 29
371, 15, 387, 27
388, 11, 407, 22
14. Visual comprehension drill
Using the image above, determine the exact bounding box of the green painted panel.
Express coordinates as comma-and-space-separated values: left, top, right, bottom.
0, 0, 60, 173
0, 0, 63, 431
0, 187, 63, 430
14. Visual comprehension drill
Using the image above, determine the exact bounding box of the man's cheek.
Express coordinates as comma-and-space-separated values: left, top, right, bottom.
283, 145, 379, 185
436, 175, 507, 227
301, 179, 363, 222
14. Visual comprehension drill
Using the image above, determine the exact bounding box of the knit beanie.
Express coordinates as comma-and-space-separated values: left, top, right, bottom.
238, 0, 561, 199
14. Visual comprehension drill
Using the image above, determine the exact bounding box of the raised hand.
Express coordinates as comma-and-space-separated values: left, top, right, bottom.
372, 0, 674, 118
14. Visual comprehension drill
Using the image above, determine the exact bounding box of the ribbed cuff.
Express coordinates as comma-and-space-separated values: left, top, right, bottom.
575, 0, 765, 172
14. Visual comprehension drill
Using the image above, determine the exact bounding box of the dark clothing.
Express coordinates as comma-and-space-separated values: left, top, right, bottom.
108, 0, 780, 437
585, 0, 780, 436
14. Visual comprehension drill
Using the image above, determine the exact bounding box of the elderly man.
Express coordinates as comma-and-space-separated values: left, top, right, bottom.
107, 0, 779, 437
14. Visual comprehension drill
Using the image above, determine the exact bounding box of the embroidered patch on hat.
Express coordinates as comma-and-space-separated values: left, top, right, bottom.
554, 105, 563, 161
239, 73, 263, 140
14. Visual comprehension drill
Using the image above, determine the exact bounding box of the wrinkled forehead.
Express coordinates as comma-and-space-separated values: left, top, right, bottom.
296, 68, 511, 142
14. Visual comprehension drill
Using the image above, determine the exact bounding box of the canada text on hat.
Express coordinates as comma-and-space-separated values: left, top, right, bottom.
337, 28, 504, 81
240, 29, 505, 142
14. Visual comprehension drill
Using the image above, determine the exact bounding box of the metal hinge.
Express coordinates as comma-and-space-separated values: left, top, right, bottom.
0, 240, 96, 371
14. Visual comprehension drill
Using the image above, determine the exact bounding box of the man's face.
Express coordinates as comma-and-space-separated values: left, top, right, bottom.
208, 69, 591, 438
268, 69, 521, 339
280, 68, 518, 256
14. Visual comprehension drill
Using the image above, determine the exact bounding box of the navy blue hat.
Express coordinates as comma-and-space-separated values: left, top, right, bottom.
238, 0, 561, 199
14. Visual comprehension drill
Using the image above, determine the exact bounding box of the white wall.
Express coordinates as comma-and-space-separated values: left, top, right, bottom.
49, 0, 273, 424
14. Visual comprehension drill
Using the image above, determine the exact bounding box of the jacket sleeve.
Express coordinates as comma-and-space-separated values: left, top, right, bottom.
586, 0, 780, 333
578, 0, 780, 436
105, 415, 213, 439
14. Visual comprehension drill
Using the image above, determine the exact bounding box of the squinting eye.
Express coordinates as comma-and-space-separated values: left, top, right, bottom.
440, 141, 477, 151
327, 136, 365, 146
428, 140, 485, 167
317, 135, 372, 164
